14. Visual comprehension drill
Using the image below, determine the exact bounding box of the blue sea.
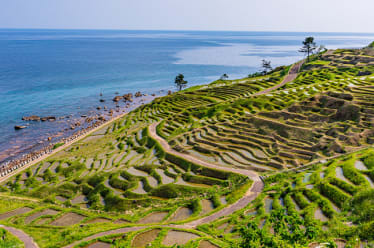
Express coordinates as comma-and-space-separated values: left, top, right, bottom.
1, 29, 374, 162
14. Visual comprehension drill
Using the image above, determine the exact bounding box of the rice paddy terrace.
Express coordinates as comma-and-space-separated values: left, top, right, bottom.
0, 45, 373, 247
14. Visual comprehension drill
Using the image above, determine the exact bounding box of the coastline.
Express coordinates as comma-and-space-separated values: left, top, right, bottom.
0, 94, 159, 182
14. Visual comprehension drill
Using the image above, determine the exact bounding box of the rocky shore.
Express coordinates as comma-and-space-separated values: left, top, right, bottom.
1, 115, 108, 177
2, 91, 161, 177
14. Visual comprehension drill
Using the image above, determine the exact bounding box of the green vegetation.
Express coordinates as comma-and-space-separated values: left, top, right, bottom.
0, 44, 373, 247
175, 73, 188, 91
0, 228, 24, 248
52, 143, 64, 149
299, 36, 317, 62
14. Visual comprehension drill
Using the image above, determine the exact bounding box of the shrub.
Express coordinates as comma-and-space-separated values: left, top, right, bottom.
58, 161, 85, 178
88, 174, 106, 187
341, 160, 367, 186
109, 177, 131, 191
293, 192, 309, 209
150, 184, 178, 198
363, 152, 374, 169
150, 184, 205, 199
182, 173, 225, 186
329, 177, 357, 195
303, 189, 334, 218
104, 193, 128, 211
211, 194, 221, 208
283, 194, 297, 215
188, 198, 202, 214
134, 146, 147, 154
53, 143, 64, 149
117, 143, 125, 150
318, 182, 350, 208
81, 183, 93, 195
351, 188, 374, 239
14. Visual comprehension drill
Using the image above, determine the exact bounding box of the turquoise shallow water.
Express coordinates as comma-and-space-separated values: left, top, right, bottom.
1, 29, 373, 162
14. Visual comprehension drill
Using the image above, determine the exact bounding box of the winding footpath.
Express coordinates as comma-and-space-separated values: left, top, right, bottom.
4, 61, 303, 248
253, 59, 304, 96
0, 225, 39, 248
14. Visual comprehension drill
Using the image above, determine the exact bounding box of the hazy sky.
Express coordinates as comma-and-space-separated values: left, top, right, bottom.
1, 0, 373, 32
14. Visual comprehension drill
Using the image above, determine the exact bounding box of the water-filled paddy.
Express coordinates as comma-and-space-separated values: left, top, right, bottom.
162, 230, 199, 246
25, 209, 59, 224
168, 207, 192, 222
137, 212, 168, 224
50, 212, 86, 226
132, 229, 160, 248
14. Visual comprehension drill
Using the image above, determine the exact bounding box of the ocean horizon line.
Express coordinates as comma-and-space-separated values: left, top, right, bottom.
1, 27, 374, 35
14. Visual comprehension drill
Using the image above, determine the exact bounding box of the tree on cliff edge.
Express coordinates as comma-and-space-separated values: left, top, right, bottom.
299, 37, 317, 62
261, 59, 272, 74
174, 73, 188, 91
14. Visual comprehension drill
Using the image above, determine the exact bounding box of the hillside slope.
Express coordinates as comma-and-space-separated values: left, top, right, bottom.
0, 44, 373, 247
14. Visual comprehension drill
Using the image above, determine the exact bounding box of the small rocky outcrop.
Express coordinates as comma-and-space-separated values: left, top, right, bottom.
41, 116, 56, 122
113, 96, 123, 102
22, 115, 40, 121
123, 93, 133, 101
14, 125, 27, 130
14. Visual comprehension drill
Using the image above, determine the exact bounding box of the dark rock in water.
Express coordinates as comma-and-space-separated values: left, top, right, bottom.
113, 96, 123, 102
99, 99, 105, 102
22, 115, 40, 121
41, 116, 56, 122
96, 107, 101, 110
123, 93, 133, 101
81, 115, 87, 118
14, 125, 27, 130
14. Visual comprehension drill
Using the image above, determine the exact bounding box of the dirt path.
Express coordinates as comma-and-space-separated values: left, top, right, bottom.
253, 60, 304, 96
324, 49, 335, 56
0, 193, 39, 202
0, 225, 39, 248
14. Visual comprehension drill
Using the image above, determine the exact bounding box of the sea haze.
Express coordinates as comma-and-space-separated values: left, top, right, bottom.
1, 29, 374, 162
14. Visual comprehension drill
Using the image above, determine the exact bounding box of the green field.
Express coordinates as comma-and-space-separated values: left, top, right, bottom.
0, 44, 373, 247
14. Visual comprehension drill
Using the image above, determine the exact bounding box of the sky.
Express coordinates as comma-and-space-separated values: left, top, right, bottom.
1, 0, 373, 32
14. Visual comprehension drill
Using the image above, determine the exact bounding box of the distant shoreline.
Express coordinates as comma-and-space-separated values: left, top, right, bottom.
0, 108, 128, 182
0, 93, 160, 177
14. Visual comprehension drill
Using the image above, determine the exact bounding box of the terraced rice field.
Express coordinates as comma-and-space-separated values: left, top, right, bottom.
0, 46, 373, 247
